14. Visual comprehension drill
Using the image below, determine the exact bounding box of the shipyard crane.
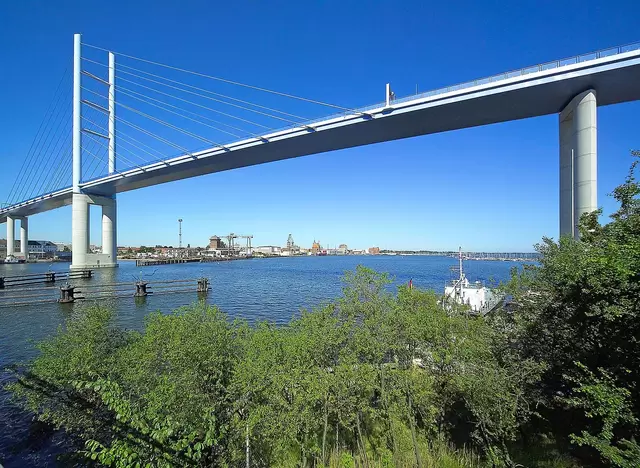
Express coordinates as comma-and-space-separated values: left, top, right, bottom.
225, 233, 254, 256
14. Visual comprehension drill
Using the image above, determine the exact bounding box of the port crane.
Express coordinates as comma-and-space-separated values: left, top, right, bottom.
225, 233, 253, 256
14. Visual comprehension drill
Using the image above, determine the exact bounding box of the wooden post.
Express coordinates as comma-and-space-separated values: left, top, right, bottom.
134, 281, 149, 297
58, 285, 76, 303
197, 277, 209, 293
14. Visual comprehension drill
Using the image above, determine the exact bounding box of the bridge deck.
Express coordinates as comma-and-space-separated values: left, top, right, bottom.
2, 45, 640, 222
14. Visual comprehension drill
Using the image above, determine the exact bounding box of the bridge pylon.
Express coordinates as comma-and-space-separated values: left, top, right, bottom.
70, 33, 118, 269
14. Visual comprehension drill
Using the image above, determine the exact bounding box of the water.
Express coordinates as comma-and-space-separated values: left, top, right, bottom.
0, 255, 526, 466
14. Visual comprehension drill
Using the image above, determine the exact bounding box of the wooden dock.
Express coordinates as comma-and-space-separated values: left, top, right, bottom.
0, 276, 210, 307
0, 269, 92, 289
135, 258, 201, 267
136, 256, 253, 267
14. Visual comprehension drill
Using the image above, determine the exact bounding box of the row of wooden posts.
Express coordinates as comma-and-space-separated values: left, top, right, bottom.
0, 269, 92, 289
58, 277, 211, 303
0, 270, 211, 306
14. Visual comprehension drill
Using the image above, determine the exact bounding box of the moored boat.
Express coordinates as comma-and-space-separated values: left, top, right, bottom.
443, 247, 503, 315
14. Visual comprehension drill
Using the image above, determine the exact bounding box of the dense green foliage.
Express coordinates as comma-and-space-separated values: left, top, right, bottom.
500, 151, 640, 467
8, 271, 544, 467
7, 153, 638, 467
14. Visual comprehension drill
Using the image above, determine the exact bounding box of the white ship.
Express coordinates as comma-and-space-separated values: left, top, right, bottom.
443, 247, 502, 315
3, 255, 23, 264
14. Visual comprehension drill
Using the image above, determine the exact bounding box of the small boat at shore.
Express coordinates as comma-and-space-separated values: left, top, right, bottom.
2, 255, 25, 264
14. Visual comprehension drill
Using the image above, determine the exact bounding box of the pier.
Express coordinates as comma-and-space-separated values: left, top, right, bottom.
135, 258, 201, 267
0, 277, 211, 307
0, 269, 91, 289
135, 256, 254, 267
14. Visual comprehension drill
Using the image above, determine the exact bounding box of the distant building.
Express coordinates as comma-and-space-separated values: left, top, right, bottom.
209, 235, 225, 249
338, 244, 348, 255
311, 240, 322, 255
369, 247, 381, 255
55, 250, 72, 261
54, 242, 71, 252
255, 246, 282, 255
28, 240, 58, 259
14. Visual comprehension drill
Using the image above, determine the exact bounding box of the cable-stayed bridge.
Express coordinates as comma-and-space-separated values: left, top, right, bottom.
1, 35, 640, 269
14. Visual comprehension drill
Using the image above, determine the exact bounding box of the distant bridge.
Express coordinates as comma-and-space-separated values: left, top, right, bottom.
2, 35, 640, 268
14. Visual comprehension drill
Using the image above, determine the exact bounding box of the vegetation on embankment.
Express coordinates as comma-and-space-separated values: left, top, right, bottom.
6, 152, 639, 467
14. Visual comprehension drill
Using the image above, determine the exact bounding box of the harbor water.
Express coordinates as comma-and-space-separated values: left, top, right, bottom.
0, 255, 528, 467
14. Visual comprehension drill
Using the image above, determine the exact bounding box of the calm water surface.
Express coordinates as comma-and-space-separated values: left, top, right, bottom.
0, 255, 527, 466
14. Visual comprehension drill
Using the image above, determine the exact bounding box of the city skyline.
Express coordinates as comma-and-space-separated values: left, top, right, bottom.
1, 1, 639, 252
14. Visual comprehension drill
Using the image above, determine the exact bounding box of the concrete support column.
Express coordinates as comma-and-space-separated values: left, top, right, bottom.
559, 90, 598, 238
6, 216, 15, 258
71, 193, 90, 269
101, 198, 117, 265
19, 217, 28, 259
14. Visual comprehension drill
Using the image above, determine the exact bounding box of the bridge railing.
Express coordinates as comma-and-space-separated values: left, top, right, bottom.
298, 41, 640, 128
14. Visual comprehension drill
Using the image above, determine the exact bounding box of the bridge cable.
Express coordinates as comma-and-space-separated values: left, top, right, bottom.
44, 135, 72, 194
81, 59, 273, 132
82, 131, 151, 179
48, 156, 73, 194
81, 43, 358, 113
114, 115, 196, 160
116, 72, 299, 126
115, 77, 272, 130
115, 85, 260, 138
20, 86, 71, 202
81, 116, 154, 172
81, 106, 140, 180
85, 57, 292, 132
20, 84, 71, 202
82, 57, 308, 122
80, 106, 170, 163
115, 64, 308, 122
80, 117, 108, 181
5, 69, 68, 207
83, 84, 245, 141
115, 87, 245, 139
81, 136, 123, 178
33, 105, 74, 198
14, 79, 72, 205
39, 131, 72, 196
81, 129, 115, 179
8, 72, 70, 206
28, 103, 72, 199
46, 137, 74, 194
116, 102, 225, 148
80, 98, 169, 157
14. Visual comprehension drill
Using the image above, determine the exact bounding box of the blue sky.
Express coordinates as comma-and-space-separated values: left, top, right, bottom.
0, 0, 638, 252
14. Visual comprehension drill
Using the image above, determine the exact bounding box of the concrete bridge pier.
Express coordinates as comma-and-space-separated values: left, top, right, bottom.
18, 217, 28, 259
70, 193, 118, 269
559, 89, 598, 239
5, 216, 15, 259
101, 197, 117, 264
6, 216, 29, 260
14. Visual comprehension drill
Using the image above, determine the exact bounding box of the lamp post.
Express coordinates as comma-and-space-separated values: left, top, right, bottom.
178, 219, 183, 257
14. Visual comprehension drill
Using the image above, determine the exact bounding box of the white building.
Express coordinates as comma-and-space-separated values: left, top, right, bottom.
28, 240, 58, 259
255, 246, 282, 255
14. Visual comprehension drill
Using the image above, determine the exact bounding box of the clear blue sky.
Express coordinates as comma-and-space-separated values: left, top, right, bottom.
1, 0, 638, 252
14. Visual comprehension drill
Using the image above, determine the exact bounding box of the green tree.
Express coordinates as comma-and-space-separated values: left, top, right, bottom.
504, 151, 640, 466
